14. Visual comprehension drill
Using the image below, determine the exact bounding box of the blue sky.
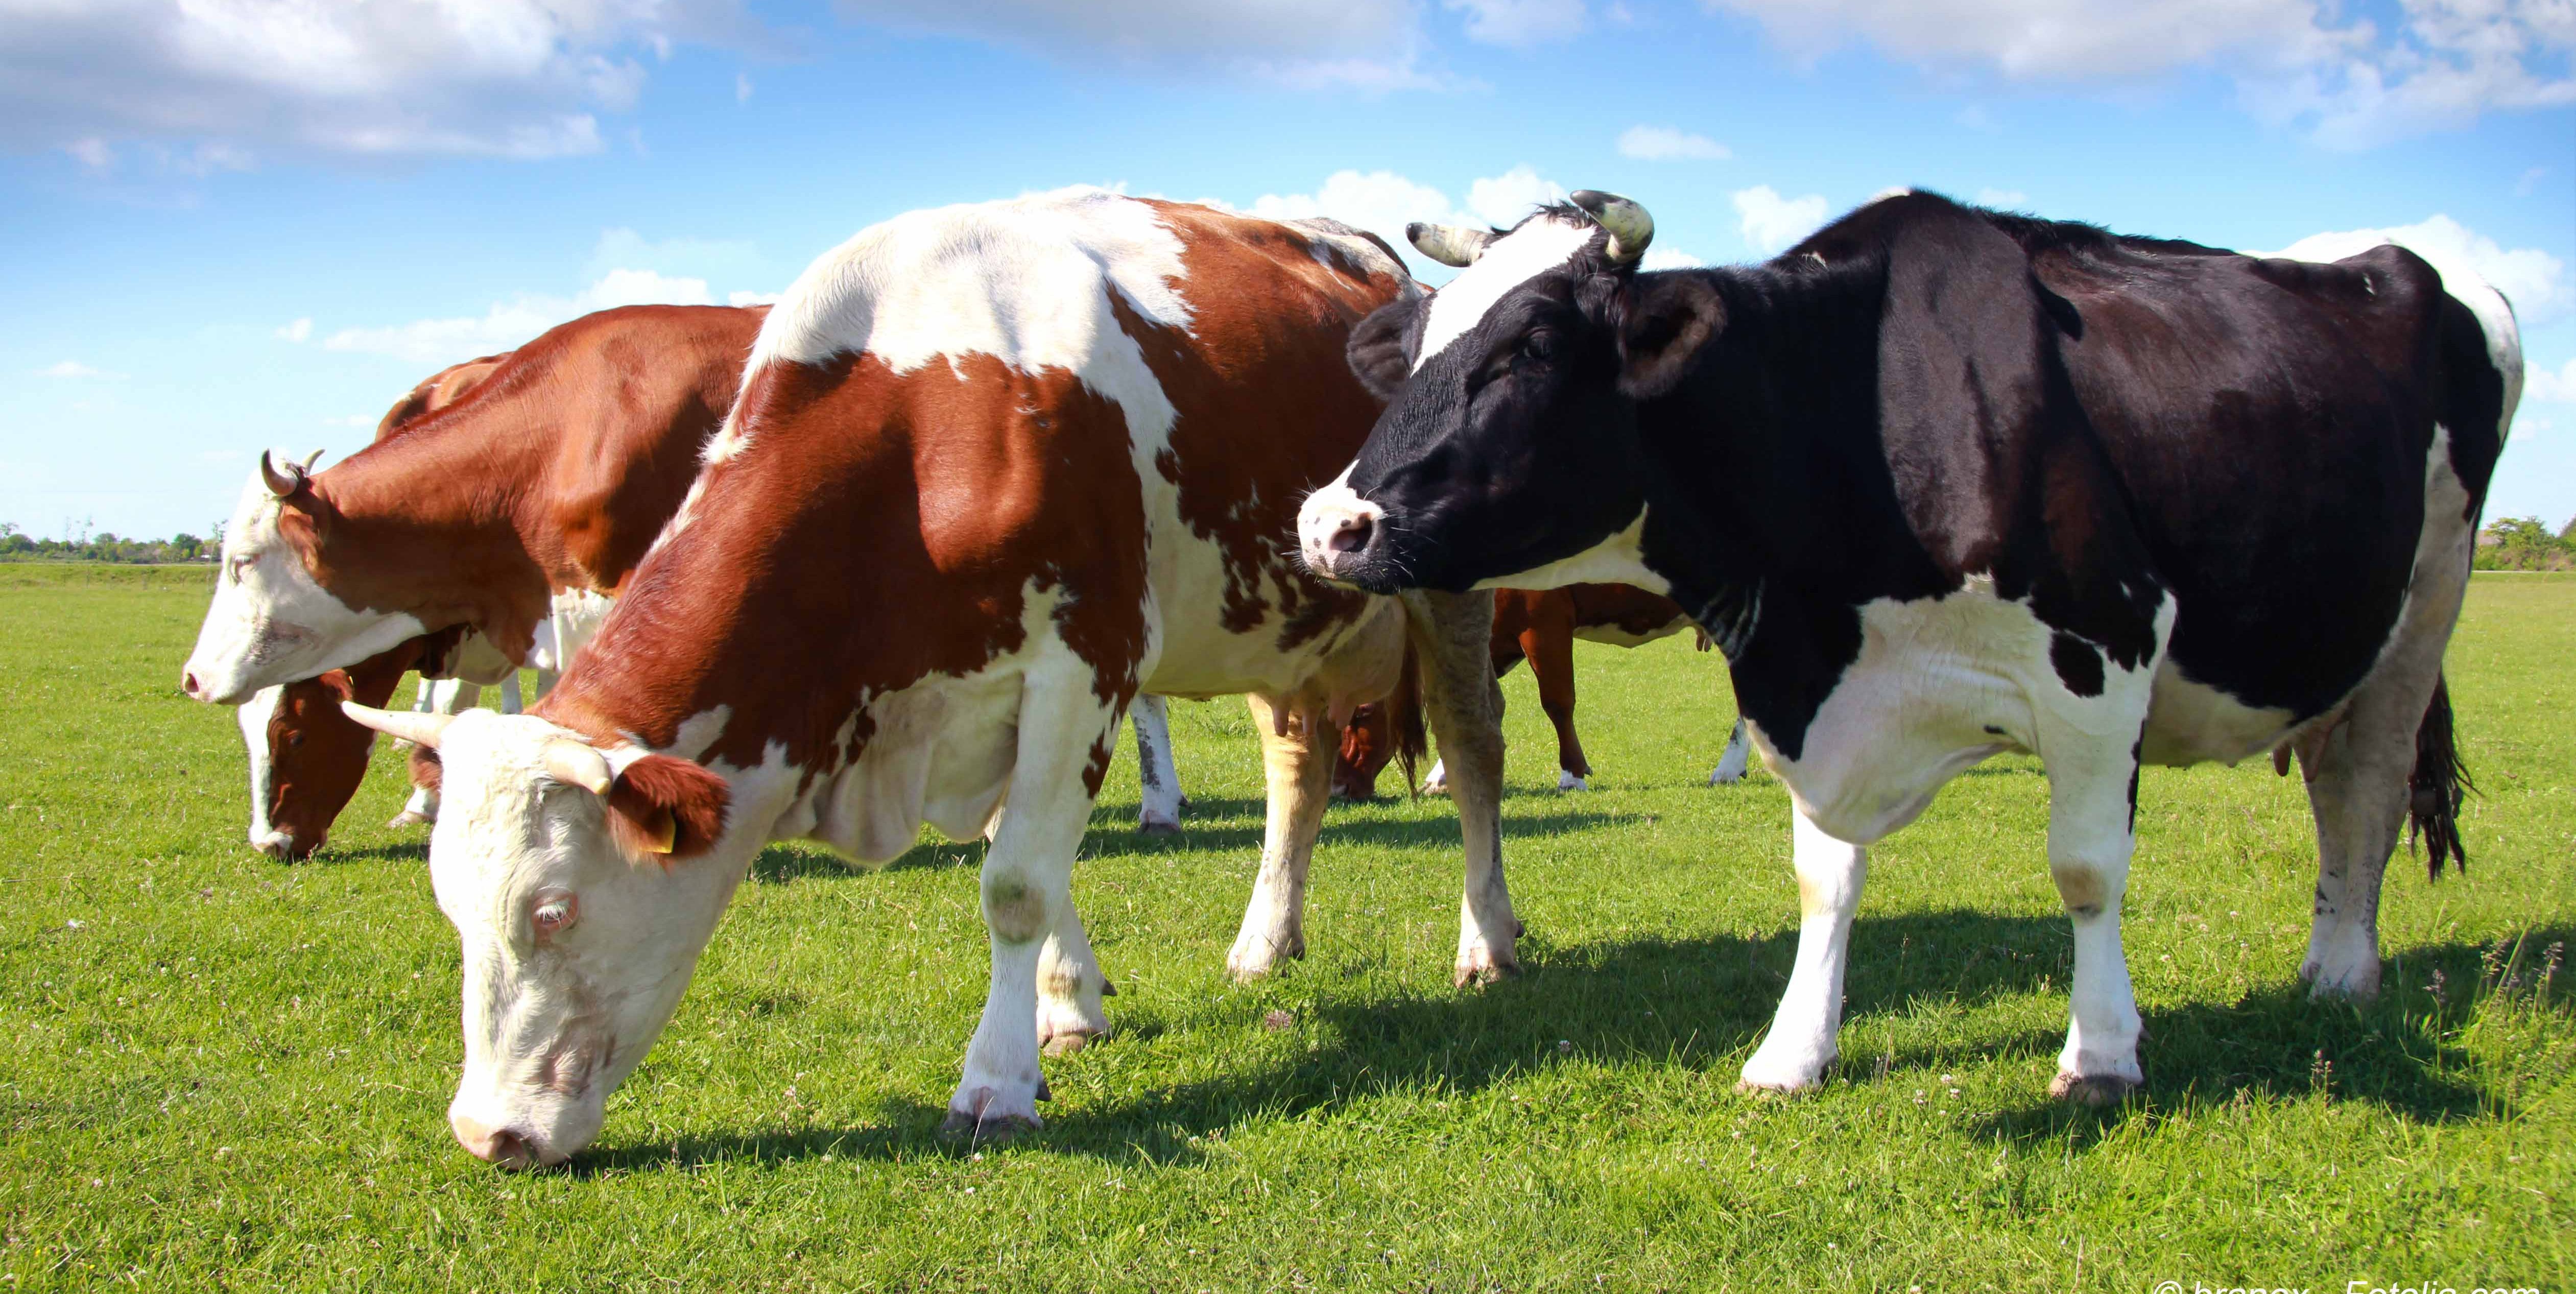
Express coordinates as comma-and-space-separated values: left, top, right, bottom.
4, 0, 2571, 541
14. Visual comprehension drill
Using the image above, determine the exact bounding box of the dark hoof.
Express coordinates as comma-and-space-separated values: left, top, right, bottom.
2048, 1071, 2138, 1107
938, 1109, 1038, 1144
1137, 819, 1182, 837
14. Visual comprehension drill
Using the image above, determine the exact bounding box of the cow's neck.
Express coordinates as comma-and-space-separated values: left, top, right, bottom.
305, 417, 559, 664
1633, 261, 1952, 752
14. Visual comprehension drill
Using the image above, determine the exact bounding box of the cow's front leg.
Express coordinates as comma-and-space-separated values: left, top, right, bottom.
1036, 899, 1113, 1055
946, 666, 1118, 1143
1404, 589, 1517, 985
1225, 693, 1337, 979
388, 677, 479, 828
2042, 727, 2149, 1106
1738, 808, 1867, 1092
1709, 717, 1753, 785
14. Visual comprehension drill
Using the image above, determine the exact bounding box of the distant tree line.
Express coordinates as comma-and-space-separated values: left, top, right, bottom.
2474, 516, 2576, 571
0, 521, 216, 564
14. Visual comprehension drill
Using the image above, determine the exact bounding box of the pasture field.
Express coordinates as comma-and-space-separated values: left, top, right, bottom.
2, 565, 2569, 1291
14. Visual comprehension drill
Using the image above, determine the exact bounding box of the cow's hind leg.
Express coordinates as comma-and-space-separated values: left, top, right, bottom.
1131, 694, 1185, 835
1225, 694, 1338, 979
1738, 808, 1867, 1092
1523, 620, 1591, 790
1405, 589, 1519, 985
946, 658, 1122, 1143
2041, 724, 2149, 1106
1709, 717, 1752, 785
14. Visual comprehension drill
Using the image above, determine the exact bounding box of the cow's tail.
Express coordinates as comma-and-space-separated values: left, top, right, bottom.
2408, 673, 2472, 880
1391, 637, 1428, 799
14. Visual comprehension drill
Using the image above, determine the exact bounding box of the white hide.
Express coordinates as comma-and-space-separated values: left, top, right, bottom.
1738, 577, 2175, 1097
236, 685, 296, 855
1469, 508, 1671, 595
427, 709, 749, 1168
184, 465, 427, 704
1412, 215, 1595, 371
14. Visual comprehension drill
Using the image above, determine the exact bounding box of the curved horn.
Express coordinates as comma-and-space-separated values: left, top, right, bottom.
1407, 222, 1498, 269
542, 739, 614, 796
259, 450, 305, 498
340, 701, 455, 750
1568, 190, 1655, 266
300, 448, 325, 472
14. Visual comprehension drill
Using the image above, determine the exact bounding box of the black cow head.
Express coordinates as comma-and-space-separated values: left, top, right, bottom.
1301, 191, 1724, 594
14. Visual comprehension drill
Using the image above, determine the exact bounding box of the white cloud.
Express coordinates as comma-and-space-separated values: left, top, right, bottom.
2, 1, 757, 163
2260, 214, 2572, 326
323, 268, 713, 366
275, 318, 311, 343
1732, 185, 1830, 254
1703, 0, 2576, 148
837, 0, 1456, 92
1464, 164, 1566, 226
1618, 125, 1731, 161
1976, 187, 2029, 207
38, 361, 126, 379
2527, 356, 2576, 404
1444, 0, 1587, 46
728, 290, 782, 307
1248, 165, 1578, 271
1640, 249, 1706, 270
320, 414, 378, 428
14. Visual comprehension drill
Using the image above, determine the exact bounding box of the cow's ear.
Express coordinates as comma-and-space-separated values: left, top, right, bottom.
1347, 297, 1424, 402
606, 754, 729, 862
1617, 274, 1725, 400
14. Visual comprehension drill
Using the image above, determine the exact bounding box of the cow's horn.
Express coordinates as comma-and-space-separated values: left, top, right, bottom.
300, 448, 325, 472
341, 701, 454, 750
1408, 222, 1498, 268
1568, 190, 1654, 265
542, 739, 614, 796
259, 450, 305, 498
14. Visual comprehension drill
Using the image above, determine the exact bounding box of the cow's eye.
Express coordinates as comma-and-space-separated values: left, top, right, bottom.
227, 555, 254, 583
1518, 330, 1558, 364
532, 895, 579, 937
284, 731, 305, 749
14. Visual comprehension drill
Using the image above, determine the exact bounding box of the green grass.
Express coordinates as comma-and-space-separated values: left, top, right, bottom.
3, 570, 2569, 1290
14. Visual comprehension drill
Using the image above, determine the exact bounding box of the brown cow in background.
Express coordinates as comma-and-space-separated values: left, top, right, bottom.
1334, 583, 1752, 799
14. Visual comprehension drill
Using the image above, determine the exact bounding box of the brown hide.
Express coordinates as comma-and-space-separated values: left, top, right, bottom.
256, 306, 761, 855
1337, 583, 1692, 787
536, 203, 1410, 806
273, 304, 762, 666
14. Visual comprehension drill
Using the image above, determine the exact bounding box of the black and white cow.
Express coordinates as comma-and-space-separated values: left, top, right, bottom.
1299, 189, 2520, 1103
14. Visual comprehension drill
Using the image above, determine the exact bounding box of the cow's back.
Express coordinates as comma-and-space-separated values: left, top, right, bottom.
2020, 231, 2500, 721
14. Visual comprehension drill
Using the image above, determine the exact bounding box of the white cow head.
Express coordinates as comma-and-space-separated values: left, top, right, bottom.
342, 702, 734, 1168
182, 452, 426, 704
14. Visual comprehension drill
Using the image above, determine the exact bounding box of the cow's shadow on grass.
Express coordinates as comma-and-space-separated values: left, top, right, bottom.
742, 800, 1636, 883
586, 910, 2559, 1173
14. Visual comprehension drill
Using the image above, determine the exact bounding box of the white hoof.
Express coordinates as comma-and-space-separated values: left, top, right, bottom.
1556, 770, 1589, 792
1736, 1044, 1833, 1094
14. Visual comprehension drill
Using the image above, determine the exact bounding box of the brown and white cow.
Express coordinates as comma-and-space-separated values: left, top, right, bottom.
220, 189, 1512, 1163
1336, 583, 1752, 797
237, 313, 1201, 858
240, 353, 511, 859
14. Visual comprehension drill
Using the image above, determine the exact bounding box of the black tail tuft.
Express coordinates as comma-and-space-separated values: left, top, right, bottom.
1391, 638, 1428, 799
2408, 673, 2473, 880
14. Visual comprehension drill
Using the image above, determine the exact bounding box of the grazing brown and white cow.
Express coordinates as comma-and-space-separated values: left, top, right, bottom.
212, 309, 757, 855
249, 189, 1511, 1164
1337, 583, 1752, 797
240, 353, 509, 859
237, 314, 1199, 858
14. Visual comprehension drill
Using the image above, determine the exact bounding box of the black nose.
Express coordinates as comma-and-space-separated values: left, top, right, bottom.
1327, 514, 1374, 555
